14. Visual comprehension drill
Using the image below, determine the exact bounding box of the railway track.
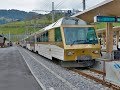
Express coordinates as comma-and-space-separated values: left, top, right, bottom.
68, 68, 120, 90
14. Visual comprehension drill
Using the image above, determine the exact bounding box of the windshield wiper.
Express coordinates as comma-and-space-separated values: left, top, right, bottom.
71, 40, 85, 46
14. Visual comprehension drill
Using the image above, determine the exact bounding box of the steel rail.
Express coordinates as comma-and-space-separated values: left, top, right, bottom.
68, 68, 120, 90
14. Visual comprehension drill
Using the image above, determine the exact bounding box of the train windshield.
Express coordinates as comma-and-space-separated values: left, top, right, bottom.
64, 27, 98, 45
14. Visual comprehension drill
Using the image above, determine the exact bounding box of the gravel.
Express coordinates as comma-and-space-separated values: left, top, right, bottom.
18, 46, 111, 90
82, 70, 103, 80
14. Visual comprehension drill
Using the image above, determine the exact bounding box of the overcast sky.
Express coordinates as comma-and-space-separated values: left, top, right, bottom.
0, 0, 105, 12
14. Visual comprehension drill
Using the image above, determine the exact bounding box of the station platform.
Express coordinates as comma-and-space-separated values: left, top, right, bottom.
0, 46, 42, 90
93, 45, 120, 87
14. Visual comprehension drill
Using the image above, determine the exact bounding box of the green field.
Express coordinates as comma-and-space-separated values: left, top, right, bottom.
0, 13, 64, 36
0, 19, 51, 34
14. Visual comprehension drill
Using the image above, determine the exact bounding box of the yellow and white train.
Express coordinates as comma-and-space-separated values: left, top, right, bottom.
21, 17, 101, 67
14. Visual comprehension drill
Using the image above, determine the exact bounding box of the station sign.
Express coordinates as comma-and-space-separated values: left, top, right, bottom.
116, 17, 120, 22
94, 16, 116, 22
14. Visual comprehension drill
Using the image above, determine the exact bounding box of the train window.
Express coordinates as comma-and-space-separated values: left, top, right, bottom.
86, 28, 98, 42
41, 35, 43, 42
62, 17, 86, 25
64, 27, 98, 45
39, 37, 40, 42
55, 27, 62, 42
45, 32, 48, 42
43, 33, 46, 42
37, 32, 48, 42
40, 36, 42, 42
36, 32, 48, 42
37, 36, 40, 42
41, 32, 48, 42
37, 37, 39, 42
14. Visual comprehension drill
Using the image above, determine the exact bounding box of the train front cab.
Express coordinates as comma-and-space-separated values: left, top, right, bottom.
59, 25, 101, 67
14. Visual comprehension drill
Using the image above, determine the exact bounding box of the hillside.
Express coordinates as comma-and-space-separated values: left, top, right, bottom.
0, 9, 38, 24
1, 11, 120, 42
0, 13, 65, 41
0, 12, 64, 34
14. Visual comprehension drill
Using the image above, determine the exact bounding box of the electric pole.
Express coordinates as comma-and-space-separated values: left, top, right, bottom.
52, 2, 55, 23
83, 0, 86, 10
9, 30, 11, 44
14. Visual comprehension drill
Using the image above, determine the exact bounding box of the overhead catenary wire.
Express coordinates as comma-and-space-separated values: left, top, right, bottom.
55, 1, 66, 10
33, 0, 90, 18
32, 1, 52, 13
34, 0, 88, 12
54, 1, 63, 7
40, 1, 52, 11
55, 0, 86, 11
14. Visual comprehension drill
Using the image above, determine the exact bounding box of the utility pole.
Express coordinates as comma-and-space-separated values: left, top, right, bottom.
24, 20, 28, 39
34, 19, 36, 33
34, 19, 37, 46
32, 2, 59, 23
52, 2, 55, 23
83, 0, 86, 10
9, 30, 11, 42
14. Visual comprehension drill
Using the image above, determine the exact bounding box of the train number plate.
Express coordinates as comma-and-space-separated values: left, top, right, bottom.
77, 56, 91, 60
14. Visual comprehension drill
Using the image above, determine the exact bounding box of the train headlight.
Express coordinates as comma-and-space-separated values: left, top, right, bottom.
92, 50, 99, 54
67, 51, 74, 56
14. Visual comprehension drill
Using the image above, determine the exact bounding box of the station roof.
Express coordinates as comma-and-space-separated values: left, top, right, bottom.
72, 0, 120, 23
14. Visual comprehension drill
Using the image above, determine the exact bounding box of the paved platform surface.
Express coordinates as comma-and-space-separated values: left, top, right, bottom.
0, 46, 42, 90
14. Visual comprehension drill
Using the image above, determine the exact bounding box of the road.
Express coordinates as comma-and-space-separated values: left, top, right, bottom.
0, 46, 42, 90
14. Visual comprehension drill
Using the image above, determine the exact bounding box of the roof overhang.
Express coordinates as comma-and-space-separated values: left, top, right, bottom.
72, 0, 120, 23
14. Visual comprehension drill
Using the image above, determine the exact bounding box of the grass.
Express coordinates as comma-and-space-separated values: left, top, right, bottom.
0, 26, 41, 34
0, 19, 49, 35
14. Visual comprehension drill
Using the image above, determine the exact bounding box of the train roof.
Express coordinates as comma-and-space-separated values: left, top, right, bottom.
43, 17, 87, 31
23, 17, 87, 39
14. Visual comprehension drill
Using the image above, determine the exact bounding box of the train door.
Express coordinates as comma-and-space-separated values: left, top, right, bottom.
50, 27, 64, 60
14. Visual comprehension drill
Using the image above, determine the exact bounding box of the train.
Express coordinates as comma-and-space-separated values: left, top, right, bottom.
0, 35, 6, 47
20, 17, 101, 67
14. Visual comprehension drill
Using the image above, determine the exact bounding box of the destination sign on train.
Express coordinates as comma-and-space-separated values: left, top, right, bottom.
94, 16, 116, 22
